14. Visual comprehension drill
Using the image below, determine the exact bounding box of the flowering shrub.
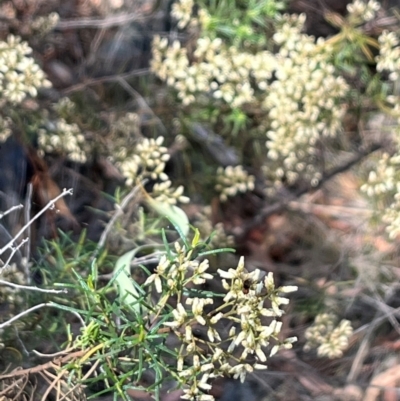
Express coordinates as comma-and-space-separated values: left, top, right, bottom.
0, 31, 190, 213
0, 34, 85, 166
361, 24, 400, 238
143, 241, 297, 400
263, 14, 349, 187
151, 34, 276, 107
14, 229, 295, 401
151, 0, 400, 243
151, 7, 349, 193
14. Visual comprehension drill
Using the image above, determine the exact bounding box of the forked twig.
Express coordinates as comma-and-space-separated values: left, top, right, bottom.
0, 238, 28, 272
0, 188, 73, 256
0, 204, 23, 220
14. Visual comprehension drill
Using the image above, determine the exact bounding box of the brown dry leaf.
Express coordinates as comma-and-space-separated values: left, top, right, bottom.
31, 172, 77, 225
27, 147, 78, 229
364, 364, 400, 401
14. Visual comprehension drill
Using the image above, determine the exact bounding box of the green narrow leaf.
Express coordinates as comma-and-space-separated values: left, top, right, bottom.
191, 228, 201, 248
90, 258, 98, 284
161, 228, 172, 260
198, 247, 236, 257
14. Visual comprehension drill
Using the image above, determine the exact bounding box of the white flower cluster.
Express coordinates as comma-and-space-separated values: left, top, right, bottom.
31, 12, 59, 36
215, 165, 255, 202
346, 0, 381, 24
38, 119, 86, 163
119, 136, 170, 185
263, 14, 349, 187
304, 313, 353, 359
360, 150, 400, 239
218, 264, 297, 361
376, 31, 400, 81
171, 0, 194, 29
145, 247, 297, 400
119, 136, 190, 205
362, 29, 400, 240
145, 241, 215, 296
0, 116, 11, 143
152, 180, 190, 205
360, 153, 400, 197
151, 35, 276, 107
0, 35, 51, 104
